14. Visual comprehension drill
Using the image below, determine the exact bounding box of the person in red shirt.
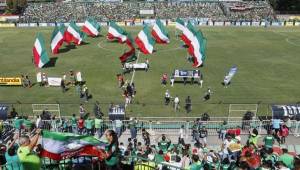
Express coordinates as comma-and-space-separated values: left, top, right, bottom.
279, 124, 289, 144
161, 73, 168, 86
117, 74, 124, 88
77, 116, 85, 135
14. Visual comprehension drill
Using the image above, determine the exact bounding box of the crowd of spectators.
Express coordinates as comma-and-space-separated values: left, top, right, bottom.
221, 1, 275, 21
0, 112, 299, 169
20, 1, 274, 23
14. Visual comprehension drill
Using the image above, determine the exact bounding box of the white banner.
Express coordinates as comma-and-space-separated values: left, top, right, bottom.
140, 9, 154, 15
241, 22, 250, 26
47, 77, 62, 86
224, 22, 231, 26
214, 22, 224, 26
39, 23, 48, 27
29, 23, 37, 27
252, 22, 260, 26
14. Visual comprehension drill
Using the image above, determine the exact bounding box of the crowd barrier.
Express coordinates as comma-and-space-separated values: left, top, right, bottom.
0, 155, 182, 170
4, 119, 300, 137
3, 20, 299, 28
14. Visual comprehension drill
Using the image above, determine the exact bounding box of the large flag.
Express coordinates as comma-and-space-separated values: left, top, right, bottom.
107, 21, 127, 43
151, 19, 170, 44
40, 130, 106, 160
187, 29, 207, 67
120, 34, 136, 63
119, 48, 136, 63
50, 25, 65, 54
33, 33, 50, 68
135, 26, 155, 54
82, 18, 101, 37
181, 21, 196, 47
64, 21, 85, 45
175, 18, 185, 32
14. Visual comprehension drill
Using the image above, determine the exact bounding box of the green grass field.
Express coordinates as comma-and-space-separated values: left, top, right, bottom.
1, 26, 300, 118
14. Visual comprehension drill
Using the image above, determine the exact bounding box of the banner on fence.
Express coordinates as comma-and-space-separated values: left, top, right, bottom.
0, 77, 22, 86
285, 22, 294, 26
215, 22, 224, 26
39, 23, 48, 27
0, 23, 15, 27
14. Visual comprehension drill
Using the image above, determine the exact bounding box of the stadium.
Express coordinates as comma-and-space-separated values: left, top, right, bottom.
0, 0, 300, 169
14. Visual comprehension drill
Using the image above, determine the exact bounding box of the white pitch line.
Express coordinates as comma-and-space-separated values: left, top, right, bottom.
130, 51, 140, 84
272, 30, 300, 47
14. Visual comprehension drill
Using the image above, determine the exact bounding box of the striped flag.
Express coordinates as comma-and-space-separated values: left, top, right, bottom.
82, 18, 101, 37
107, 21, 127, 43
187, 26, 207, 67
120, 34, 136, 63
40, 130, 106, 160
64, 21, 86, 45
135, 26, 155, 54
50, 25, 65, 54
119, 48, 136, 63
175, 18, 185, 32
181, 21, 196, 47
151, 19, 170, 44
33, 33, 50, 68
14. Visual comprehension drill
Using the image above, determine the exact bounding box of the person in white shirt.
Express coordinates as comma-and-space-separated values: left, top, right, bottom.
179, 125, 185, 144
35, 115, 41, 128
165, 90, 171, 105
79, 104, 85, 117
170, 73, 175, 87
174, 95, 180, 111
221, 136, 235, 160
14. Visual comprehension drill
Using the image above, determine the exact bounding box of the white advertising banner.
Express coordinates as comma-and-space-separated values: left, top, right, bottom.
252, 22, 260, 26
140, 10, 154, 15
214, 22, 224, 26
47, 77, 62, 86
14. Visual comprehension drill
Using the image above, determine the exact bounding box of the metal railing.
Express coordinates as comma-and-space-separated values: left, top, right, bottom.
5, 118, 300, 136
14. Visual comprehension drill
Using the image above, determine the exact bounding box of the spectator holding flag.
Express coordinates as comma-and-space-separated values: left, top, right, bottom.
17, 129, 42, 170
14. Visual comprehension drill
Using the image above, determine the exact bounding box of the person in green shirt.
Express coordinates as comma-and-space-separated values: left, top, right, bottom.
14, 117, 23, 134
157, 134, 171, 153
129, 118, 137, 139
5, 133, 22, 170
104, 129, 120, 170
17, 129, 42, 170
248, 128, 260, 147
188, 154, 202, 170
264, 130, 274, 149
71, 114, 77, 134
95, 116, 103, 138
279, 148, 294, 169
85, 117, 94, 135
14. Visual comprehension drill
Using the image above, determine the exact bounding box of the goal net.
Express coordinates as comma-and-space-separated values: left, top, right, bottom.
228, 104, 258, 119
32, 104, 61, 117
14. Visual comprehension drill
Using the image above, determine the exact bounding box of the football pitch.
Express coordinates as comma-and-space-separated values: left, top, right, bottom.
1, 26, 300, 118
